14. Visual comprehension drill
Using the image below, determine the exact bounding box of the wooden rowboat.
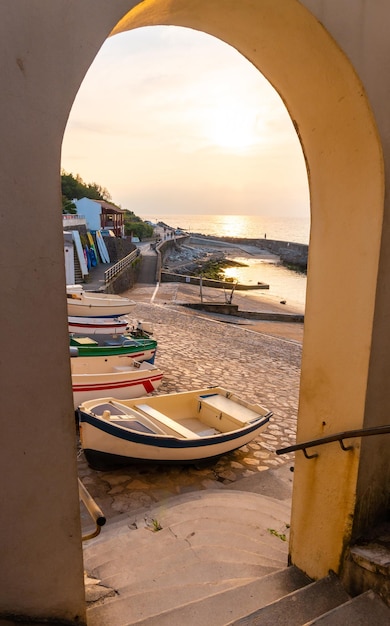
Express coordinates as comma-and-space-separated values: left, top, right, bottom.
69, 334, 157, 363
68, 316, 153, 336
66, 284, 136, 317
78, 387, 272, 469
68, 316, 130, 335
71, 354, 163, 410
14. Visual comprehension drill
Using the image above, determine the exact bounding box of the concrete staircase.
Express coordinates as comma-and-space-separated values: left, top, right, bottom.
84, 489, 390, 626
73, 245, 84, 283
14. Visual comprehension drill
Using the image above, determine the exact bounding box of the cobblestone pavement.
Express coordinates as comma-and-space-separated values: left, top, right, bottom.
78, 292, 300, 524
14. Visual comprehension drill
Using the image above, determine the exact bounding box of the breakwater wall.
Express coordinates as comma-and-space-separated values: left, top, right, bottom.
182, 301, 304, 323
189, 235, 308, 270
160, 271, 269, 290
155, 235, 190, 281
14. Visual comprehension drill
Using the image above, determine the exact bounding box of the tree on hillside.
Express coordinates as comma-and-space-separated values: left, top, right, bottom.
61, 171, 152, 237
62, 196, 77, 214
61, 170, 111, 203
85, 182, 112, 202
123, 211, 154, 240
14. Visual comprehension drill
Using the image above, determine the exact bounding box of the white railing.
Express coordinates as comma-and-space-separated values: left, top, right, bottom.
62, 214, 86, 227
104, 248, 140, 284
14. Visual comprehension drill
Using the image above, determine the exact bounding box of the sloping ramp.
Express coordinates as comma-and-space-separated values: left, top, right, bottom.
137, 254, 158, 284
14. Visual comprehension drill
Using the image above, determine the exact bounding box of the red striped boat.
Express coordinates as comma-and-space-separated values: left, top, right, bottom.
68, 316, 130, 335
71, 354, 163, 410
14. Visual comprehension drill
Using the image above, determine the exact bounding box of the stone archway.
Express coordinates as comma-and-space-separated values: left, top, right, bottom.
111, 0, 384, 579
0, 1, 385, 622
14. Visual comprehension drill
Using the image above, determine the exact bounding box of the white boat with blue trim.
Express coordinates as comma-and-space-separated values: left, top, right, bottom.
78, 387, 272, 469
66, 284, 136, 317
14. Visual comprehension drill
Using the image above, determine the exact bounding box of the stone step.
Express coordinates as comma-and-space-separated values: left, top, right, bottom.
102, 568, 259, 599
148, 489, 291, 523
304, 589, 390, 624
87, 578, 254, 626
83, 489, 290, 577
350, 543, 390, 576
86, 566, 310, 626
84, 489, 294, 625
95, 555, 279, 595
342, 539, 390, 606
171, 519, 289, 553
84, 520, 288, 574
84, 510, 289, 554
84, 489, 290, 555
229, 573, 350, 625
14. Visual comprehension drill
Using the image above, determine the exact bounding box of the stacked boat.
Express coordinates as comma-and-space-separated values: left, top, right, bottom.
71, 355, 163, 410
68, 316, 130, 335
66, 284, 136, 318
70, 333, 157, 362
67, 285, 163, 409
70, 285, 273, 467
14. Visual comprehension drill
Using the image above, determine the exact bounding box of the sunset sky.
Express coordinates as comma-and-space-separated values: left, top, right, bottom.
61, 26, 309, 219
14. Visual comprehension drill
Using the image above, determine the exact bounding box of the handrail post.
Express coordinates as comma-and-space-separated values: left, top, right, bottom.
78, 478, 106, 541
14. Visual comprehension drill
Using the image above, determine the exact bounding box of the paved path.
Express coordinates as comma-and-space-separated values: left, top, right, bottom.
78, 286, 300, 525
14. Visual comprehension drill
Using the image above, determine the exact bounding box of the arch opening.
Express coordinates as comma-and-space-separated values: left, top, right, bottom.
106, 0, 384, 579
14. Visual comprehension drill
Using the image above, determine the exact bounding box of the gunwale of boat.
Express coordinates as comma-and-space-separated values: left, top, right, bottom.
79, 387, 272, 439
70, 356, 159, 376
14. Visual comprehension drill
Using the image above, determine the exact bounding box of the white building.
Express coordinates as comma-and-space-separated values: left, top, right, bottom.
73, 197, 125, 237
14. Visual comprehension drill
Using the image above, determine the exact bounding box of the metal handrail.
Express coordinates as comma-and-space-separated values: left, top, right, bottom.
276, 424, 390, 459
78, 478, 106, 541
104, 249, 140, 284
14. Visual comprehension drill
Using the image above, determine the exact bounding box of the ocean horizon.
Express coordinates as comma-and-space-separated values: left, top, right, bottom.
143, 213, 310, 246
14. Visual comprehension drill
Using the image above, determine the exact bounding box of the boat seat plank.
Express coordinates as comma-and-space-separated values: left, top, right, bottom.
109, 419, 157, 434
72, 337, 98, 345
135, 404, 200, 439
199, 393, 262, 424
109, 402, 148, 419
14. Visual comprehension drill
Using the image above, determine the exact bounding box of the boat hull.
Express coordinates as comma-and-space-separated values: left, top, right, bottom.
78, 388, 271, 468
72, 359, 163, 410
68, 316, 130, 334
80, 418, 269, 467
67, 300, 135, 318
70, 336, 157, 363
66, 285, 135, 317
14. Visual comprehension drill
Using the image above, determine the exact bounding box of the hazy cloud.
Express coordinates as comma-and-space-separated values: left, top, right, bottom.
62, 26, 309, 218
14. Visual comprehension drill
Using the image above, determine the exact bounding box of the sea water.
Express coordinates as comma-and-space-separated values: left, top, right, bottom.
143, 213, 309, 310
145, 213, 310, 245
223, 255, 307, 311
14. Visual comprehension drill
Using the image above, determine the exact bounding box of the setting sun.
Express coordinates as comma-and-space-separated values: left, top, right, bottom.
204, 102, 261, 151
